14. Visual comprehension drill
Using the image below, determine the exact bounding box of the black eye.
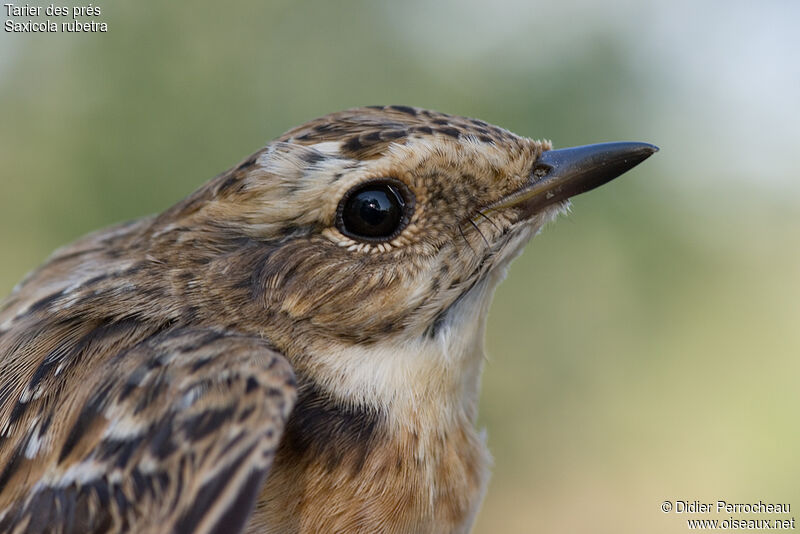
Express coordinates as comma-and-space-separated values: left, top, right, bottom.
337, 179, 413, 241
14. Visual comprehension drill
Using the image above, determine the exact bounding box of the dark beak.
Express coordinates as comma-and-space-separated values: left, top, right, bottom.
489, 142, 658, 217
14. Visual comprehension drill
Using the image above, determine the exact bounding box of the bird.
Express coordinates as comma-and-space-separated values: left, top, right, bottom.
0, 105, 656, 534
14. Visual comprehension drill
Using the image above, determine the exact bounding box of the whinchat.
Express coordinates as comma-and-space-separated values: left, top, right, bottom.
0, 106, 656, 533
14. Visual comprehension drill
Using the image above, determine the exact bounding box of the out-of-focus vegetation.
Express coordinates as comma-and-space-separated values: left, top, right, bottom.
1, 1, 798, 532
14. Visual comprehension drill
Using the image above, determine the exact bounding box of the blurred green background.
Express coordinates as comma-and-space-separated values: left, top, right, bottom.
1, 1, 798, 532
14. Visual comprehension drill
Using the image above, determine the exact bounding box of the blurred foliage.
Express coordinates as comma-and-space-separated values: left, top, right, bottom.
1, 1, 798, 532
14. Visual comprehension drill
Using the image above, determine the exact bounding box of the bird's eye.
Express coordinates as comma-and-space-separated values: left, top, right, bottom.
337, 179, 414, 241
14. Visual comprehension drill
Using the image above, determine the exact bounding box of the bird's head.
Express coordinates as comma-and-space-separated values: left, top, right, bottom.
159, 106, 656, 420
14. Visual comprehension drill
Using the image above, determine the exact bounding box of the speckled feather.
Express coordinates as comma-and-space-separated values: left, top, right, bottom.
0, 106, 558, 533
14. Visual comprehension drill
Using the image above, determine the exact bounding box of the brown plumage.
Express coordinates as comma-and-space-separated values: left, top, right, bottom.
0, 106, 656, 533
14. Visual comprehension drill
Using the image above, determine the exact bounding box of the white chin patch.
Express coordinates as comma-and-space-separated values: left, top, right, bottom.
495, 200, 570, 275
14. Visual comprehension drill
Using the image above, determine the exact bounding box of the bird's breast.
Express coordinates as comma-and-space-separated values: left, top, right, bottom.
248, 397, 490, 534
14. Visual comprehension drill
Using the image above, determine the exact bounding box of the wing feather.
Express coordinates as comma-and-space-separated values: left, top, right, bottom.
0, 327, 296, 534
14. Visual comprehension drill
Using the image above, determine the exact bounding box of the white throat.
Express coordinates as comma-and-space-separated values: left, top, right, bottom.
302, 223, 541, 433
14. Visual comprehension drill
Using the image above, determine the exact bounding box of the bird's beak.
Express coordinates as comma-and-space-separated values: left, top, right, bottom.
488, 142, 658, 218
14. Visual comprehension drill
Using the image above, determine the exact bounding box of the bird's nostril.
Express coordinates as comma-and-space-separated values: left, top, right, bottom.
532, 164, 553, 181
